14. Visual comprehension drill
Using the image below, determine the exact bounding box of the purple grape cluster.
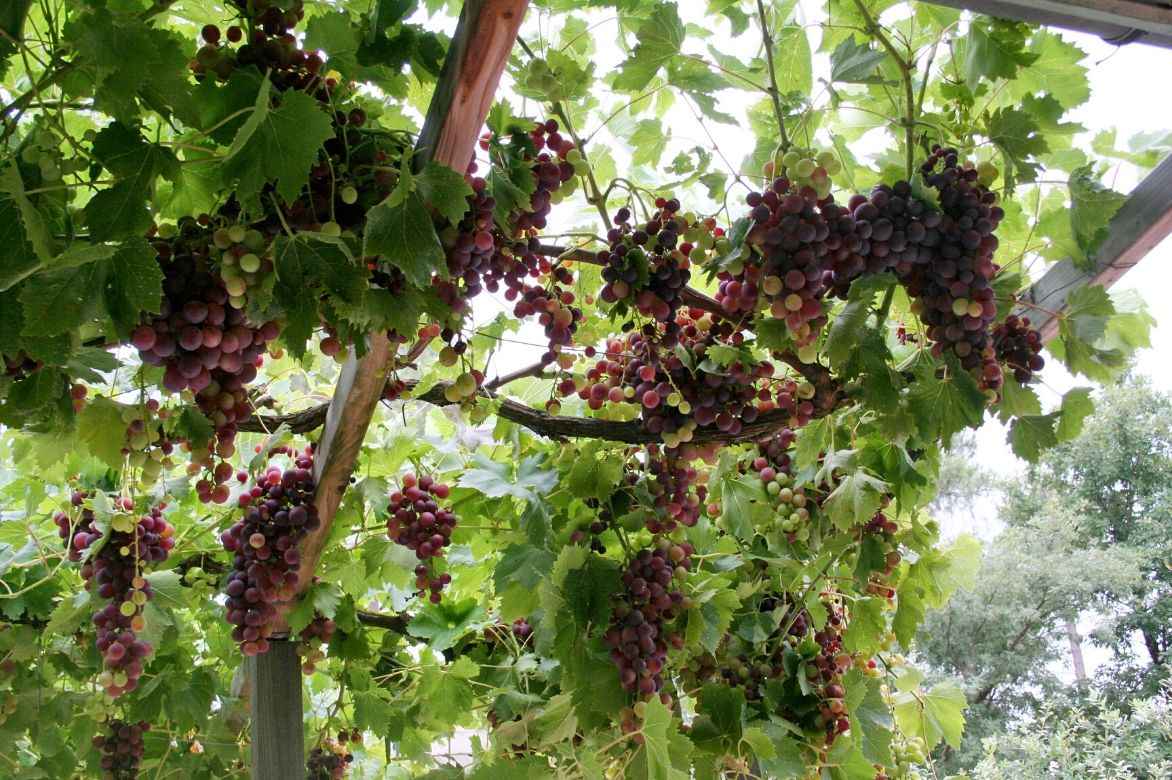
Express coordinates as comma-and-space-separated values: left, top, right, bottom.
220, 444, 319, 656
306, 739, 353, 780
644, 449, 707, 533
993, 314, 1045, 384
602, 539, 693, 696
598, 199, 692, 324
56, 493, 174, 698
92, 719, 151, 779
386, 472, 457, 603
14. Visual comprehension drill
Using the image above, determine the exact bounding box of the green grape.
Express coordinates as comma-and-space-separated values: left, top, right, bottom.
227, 224, 247, 243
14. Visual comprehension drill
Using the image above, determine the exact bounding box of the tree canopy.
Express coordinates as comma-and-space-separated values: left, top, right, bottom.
0, 0, 1160, 778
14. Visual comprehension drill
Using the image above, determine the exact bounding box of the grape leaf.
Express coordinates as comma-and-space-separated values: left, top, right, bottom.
102, 237, 164, 338
19, 262, 107, 337
222, 85, 335, 207
416, 161, 474, 225
829, 37, 888, 84
907, 359, 986, 447
1056, 386, 1094, 441
363, 191, 446, 288
962, 19, 1037, 85
408, 598, 487, 651
0, 164, 53, 262
272, 234, 367, 304
1008, 413, 1059, 462
613, 3, 685, 92
1068, 165, 1126, 272
77, 398, 127, 469
84, 124, 180, 241
893, 682, 966, 749
822, 469, 888, 531
0, 0, 31, 78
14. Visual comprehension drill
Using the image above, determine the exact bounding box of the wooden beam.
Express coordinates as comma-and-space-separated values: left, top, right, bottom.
1015, 154, 1172, 341
249, 4, 529, 778
282, 0, 531, 626
919, 0, 1172, 48
247, 641, 303, 779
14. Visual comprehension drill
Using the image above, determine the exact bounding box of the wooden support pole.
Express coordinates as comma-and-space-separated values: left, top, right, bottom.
920, 0, 1172, 49
249, 2, 529, 777
1015, 154, 1172, 342
248, 640, 304, 779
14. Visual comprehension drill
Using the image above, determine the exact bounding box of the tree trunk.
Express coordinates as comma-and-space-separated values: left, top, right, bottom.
1066, 619, 1087, 682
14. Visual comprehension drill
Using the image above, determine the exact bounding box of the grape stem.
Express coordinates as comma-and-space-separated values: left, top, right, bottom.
754, 0, 791, 153
515, 37, 612, 228
851, 0, 917, 180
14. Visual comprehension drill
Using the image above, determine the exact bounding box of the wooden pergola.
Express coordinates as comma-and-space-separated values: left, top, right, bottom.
248, 1, 1172, 777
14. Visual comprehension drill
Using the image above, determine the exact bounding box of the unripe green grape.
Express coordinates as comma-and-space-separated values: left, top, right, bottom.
157, 223, 178, 239
320, 221, 342, 237
572, 160, 588, 176
227, 225, 247, 243
714, 238, 732, 255
229, 294, 247, 309
782, 150, 801, 169
341, 186, 358, 205
213, 228, 233, 249
244, 230, 266, 251
797, 343, 818, 363
689, 246, 706, 263
766, 481, 781, 496
794, 158, 817, 178
239, 253, 261, 273
566, 148, 582, 164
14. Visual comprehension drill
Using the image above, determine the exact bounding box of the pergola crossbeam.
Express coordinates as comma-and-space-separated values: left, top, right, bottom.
919, 0, 1172, 48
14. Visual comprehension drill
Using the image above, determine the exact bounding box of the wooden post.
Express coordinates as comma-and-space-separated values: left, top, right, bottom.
249, 1, 529, 777
1015, 154, 1172, 341
248, 640, 304, 779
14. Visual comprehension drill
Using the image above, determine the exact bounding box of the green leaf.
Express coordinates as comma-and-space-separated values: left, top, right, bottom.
222, 86, 335, 207
408, 598, 487, 651
1056, 387, 1093, 441
720, 475, 770, 541
893, 682, 966, 750
363, 191, 445, 288
416, 161, 474, 225
568, 445, 625, 500
907, 360, 987, 447
696, 683, 745, 741
829, 36, 887, 84
102, 237, 164, 338
84, 123, 180, 240
272, 234, 368, 304
1004, 30, 1089, 111
19, 262, 107, 337
1008, 413, 1059, 462
825, 288, 876, 368
842, 596, 886, 655
77, 398, 128, 469
985, 106, 1047, 187
0, 0, 32, 77
613, 3, 685, 92
962, 19, 1037, 85
822, 469, 888, 531
641, 693, 690, 780
773, 26, 812, 95
0, 163, 53, 262
1068, 165, 1126, 271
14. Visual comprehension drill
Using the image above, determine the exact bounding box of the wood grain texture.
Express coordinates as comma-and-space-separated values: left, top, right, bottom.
417, 0, 530, 171
247, 640, 303, 779
1015, 153, 1172, 341
920, 0, 1172, 48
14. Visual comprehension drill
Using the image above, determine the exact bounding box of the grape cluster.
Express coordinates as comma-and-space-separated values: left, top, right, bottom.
92, 719, 150, 779
644, 449, 707, 532
306, 738, 354, 780
386, 472, 457, 603
512, 266, 584, 364
192, 2, 309, 87
212, 225, 274, 306
569, 312, 771, 446
220, 445, 319, 656
862, 510, 901, 601
119, 399, 177, 484
602, 540, 693, 697
880, 147, 1007, 388
132, 221, 279, 502
993, 313, 1045, 384
511, 617, 533, 643
2, 351, 41, 381
569, 504, 613, 553
598, 199, 694, 325
298, 614, 336, 675
56, 494, 174, 697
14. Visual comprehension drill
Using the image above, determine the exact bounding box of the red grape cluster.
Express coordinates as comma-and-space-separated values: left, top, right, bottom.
644, 449, 706, 532
598, 199, 693, 325
716, 180, 839, 349
56, 494, 174, 698
993, 313, 1045, 384
512, 266, 583, 365
386, 472, 457, 603
306, 738, 354, 780
2, 351, 41, 380
886, 147, 1007, 388
220, 444, 319, 656
92, 719, 150, 779
298, 614, 336, 675
569, 312, 771, 446
603, 539, 693, 697
862, 510, 901, 600
132, 222, 279, 503
511, 617, 533, 643
192, 2, 310, 87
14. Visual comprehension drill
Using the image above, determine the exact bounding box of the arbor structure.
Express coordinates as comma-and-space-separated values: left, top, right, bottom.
0, 1, 1161, 779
